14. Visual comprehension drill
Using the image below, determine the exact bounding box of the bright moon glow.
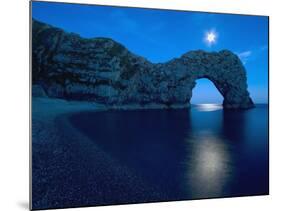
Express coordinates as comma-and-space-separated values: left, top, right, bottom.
207, 32, 216, 43
196, 104, 222, 112
204, 30, 217, 46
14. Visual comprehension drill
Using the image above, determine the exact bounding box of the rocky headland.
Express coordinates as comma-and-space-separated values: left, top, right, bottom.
32, 19, 254, 109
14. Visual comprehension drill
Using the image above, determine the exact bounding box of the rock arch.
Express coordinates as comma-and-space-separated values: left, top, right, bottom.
32, 19, 254, 109
190, 74, 253, 108
154, 50, 254, 109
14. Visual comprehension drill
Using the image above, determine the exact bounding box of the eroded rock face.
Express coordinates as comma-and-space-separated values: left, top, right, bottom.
32, 19, 254, 109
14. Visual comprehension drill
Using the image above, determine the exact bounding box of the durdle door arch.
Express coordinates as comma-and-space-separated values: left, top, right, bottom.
32, 20, 254, 109
183, 50, 254, 109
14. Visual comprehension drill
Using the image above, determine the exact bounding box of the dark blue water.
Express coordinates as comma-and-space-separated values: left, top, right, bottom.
70, 104, 269, 201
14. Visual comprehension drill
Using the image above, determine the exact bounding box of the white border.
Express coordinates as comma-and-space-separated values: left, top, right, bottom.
1, 0, 280, 211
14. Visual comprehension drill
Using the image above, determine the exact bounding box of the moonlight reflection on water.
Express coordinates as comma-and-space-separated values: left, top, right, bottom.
185, 132, 231, 197
194, 104, 223, 112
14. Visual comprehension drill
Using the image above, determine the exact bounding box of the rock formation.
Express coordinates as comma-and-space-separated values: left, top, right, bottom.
32, 19, 254, 109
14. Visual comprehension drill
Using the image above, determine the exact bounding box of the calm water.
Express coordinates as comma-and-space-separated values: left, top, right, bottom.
70, 104, 269, 200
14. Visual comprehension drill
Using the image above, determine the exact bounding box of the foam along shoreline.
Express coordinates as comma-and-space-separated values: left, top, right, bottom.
31, 97, 168, 209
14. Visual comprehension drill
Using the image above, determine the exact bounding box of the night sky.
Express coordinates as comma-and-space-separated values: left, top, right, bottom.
32, 1, 268, 104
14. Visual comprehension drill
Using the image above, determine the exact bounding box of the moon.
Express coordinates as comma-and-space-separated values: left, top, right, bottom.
205, 30, 217, 46
207, 32, 216, 43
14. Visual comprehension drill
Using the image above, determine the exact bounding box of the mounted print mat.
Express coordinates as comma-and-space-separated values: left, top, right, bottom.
31, 1, 269, 210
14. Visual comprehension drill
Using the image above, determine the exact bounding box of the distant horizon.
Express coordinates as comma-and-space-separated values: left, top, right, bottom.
32, 2, 269, 104
190, 103, 268, 105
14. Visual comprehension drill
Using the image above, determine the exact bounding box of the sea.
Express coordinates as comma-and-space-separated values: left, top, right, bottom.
69, 104, 269, 200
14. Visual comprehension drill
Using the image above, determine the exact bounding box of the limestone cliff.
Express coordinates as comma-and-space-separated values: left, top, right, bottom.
32, 19, 254, 109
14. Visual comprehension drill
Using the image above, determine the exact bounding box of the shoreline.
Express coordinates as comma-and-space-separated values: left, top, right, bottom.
32, 97, 168, 209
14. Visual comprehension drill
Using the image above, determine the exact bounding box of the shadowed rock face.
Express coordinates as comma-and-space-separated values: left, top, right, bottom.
32, 19, 254, 109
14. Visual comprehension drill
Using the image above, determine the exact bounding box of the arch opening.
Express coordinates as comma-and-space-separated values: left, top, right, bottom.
191, 78, 223, 105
